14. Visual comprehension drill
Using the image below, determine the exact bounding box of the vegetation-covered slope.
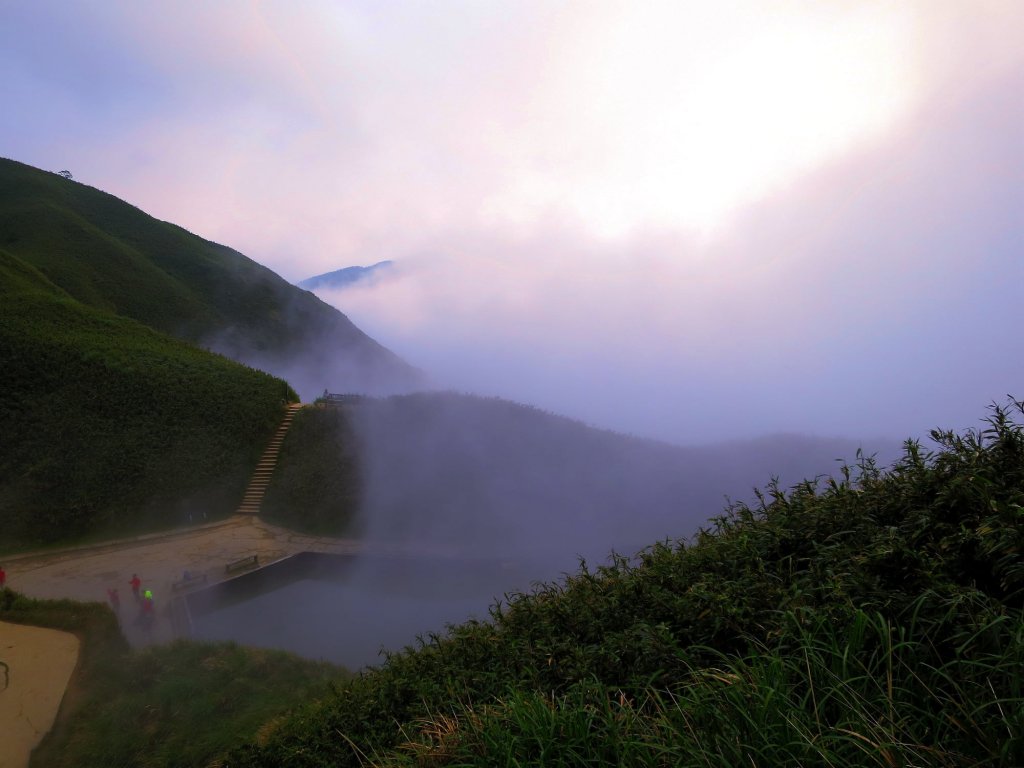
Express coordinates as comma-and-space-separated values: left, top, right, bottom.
0, 249, 293, 548
0, 591, 347, 768
0, 157, 420, 397
260, 404, 362, 536
224, 402, 1024, 767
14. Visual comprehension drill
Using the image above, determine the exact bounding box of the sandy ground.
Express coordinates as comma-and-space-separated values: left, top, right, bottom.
0, 621, 80, 768
2, 515, 361, 647
0, 515, 361, 764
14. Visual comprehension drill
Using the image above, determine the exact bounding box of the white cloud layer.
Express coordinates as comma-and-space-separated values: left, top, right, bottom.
2, 1, 1022, 443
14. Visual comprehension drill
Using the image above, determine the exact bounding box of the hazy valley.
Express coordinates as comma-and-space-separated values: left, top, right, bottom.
1, 160, 1020, 767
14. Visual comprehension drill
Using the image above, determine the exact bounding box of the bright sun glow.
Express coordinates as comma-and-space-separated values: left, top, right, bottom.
487, 2, 918, 239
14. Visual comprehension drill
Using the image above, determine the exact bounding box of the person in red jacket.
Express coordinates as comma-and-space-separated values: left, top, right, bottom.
129, 573, 141, 599
0, 565, 6, 589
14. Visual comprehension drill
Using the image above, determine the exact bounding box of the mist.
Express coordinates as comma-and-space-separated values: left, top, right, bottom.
4, 1, 1019, 444
195, 276, 426, 401
5, 1, 1020, 670
316, 60, 1024, 446
347, 393, 902, 576
195, 391, 904, 668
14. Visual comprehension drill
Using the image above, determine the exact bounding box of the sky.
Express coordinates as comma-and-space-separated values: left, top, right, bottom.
3, 1, 1022, 444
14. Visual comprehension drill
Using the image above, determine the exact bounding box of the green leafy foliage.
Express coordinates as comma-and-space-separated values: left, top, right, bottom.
260, 406, 362, 536
224, 401, 1024, 767
0, 249, 294, 549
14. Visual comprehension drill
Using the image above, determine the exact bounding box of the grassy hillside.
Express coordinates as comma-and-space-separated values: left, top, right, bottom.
222, 401, 1024, 767
0, 157, 421, 397
260, 405, 362, 536
0, 249, 294, 549
0, 591, 347, 768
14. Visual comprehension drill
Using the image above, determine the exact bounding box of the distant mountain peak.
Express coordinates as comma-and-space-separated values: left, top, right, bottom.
298, 260, 395, 291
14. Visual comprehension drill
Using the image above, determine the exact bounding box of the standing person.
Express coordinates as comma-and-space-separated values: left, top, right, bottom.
129, 573, 141, 600
107, 588, 121, 614
140, 592, 155, 633
0, 564, 6, 589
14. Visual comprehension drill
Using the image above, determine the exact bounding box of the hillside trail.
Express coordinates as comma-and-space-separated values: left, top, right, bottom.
236, 402, 302, 515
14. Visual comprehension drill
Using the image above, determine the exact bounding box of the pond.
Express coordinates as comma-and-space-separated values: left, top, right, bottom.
185, 551, 537, 669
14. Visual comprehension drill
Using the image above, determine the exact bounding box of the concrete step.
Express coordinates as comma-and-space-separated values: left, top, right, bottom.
235, 404, 304, 514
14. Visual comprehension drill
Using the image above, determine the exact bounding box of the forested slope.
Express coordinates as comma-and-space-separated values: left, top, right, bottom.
0, 157, 421, 397
0, 249, 293, 548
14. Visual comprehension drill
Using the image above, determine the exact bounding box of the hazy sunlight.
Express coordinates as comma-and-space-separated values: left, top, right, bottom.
489, 1, 918, 239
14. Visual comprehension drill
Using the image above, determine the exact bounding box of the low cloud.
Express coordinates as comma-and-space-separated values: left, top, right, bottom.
321, 60, 1024, 444
3, 1, 1021, 444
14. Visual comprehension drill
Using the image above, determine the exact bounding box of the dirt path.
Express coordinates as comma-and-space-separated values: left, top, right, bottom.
3, 515, 361, 647
0, 622, 79, 768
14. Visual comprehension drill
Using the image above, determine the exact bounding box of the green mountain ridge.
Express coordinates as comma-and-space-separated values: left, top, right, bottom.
0, 157, 422, 398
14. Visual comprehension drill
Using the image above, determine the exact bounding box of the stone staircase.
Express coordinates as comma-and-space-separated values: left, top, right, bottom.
236, 403, 303, 515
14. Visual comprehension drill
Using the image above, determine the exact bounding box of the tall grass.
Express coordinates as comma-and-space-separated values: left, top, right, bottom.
392, 604, 1022, 767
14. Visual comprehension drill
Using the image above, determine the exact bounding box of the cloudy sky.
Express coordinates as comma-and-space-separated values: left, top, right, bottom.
3, 1, 1022, 444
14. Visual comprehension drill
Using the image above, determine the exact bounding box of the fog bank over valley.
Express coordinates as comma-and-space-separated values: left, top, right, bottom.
211, 391, 903, 667
348, 393, 902, 575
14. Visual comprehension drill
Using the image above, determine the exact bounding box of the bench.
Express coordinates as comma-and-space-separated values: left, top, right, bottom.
225, 555, 259, 575
171, 573, 209, 592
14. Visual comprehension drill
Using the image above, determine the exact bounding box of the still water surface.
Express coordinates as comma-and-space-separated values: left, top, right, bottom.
188, 553, 537, 669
